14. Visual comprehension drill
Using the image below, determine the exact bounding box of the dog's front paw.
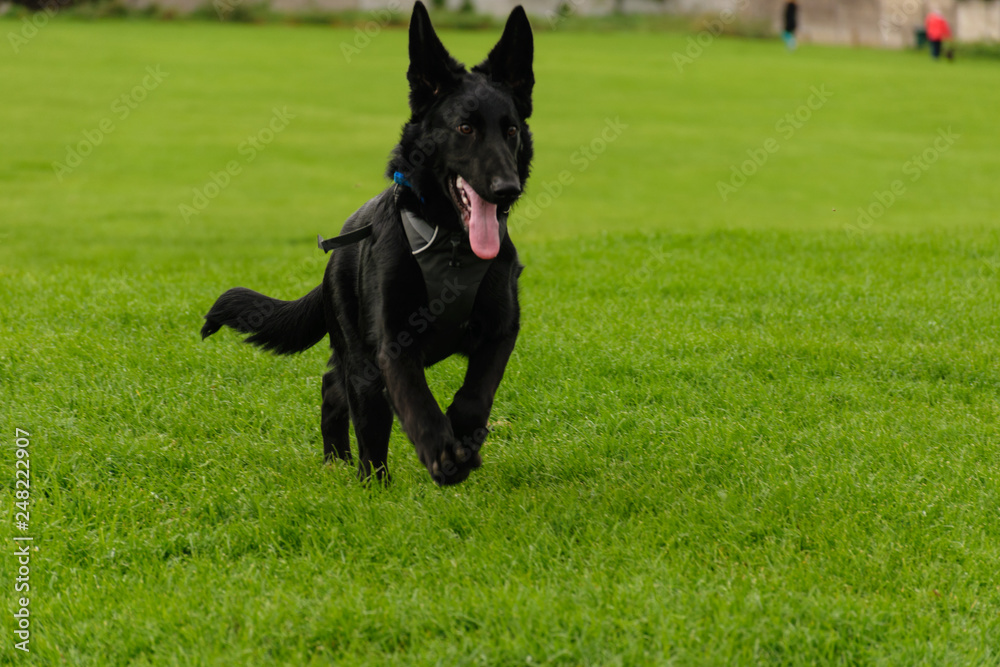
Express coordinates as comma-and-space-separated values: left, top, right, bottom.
423, 436, 481, 486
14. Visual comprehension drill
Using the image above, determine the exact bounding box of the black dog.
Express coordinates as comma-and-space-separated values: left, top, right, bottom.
201, 2, 533, 486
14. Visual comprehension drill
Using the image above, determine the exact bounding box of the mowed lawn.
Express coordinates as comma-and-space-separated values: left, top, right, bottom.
2, 17, 999, 664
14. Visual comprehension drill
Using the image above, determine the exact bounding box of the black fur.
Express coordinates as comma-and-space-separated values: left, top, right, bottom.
201, 2, 534, 486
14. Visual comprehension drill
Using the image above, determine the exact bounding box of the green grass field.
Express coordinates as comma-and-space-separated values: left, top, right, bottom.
2, 17, 999, 664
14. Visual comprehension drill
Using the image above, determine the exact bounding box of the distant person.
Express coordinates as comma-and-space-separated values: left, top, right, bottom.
782, 1, 798, 51
925, 10, 952, 60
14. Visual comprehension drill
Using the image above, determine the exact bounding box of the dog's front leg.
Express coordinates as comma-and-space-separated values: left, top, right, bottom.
446, 332, 518, 471
378, 349, 472, 485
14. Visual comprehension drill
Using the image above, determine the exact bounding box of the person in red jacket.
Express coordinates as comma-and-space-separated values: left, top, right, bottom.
925, 10, 952, 60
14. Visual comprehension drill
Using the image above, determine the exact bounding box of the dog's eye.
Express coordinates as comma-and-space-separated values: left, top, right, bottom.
458, 124, 473, 135
507, 126, 518, 138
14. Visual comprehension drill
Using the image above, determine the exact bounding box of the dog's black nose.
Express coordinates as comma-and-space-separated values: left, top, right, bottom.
491, 177, 521, 200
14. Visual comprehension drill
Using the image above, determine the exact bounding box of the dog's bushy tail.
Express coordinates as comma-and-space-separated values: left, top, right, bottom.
201, 285, 326, 355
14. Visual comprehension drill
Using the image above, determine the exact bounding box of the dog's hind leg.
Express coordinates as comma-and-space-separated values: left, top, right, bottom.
346, 377, 394, 484
321, 370, 352, 464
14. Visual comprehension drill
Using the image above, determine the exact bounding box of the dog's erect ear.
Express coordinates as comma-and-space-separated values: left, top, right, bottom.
407, 1, 465, 117
472, 5, 534, 118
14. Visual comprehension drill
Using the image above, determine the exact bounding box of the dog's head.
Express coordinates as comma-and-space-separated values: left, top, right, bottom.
388, 1, 534, 260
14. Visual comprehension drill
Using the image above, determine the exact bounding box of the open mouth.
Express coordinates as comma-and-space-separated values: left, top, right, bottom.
448, 174, 500, 260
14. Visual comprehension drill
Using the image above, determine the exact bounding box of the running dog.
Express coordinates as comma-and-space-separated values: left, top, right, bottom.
201, 2, 534, 485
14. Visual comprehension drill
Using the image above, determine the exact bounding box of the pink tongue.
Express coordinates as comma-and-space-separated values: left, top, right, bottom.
460, 177, 500, 260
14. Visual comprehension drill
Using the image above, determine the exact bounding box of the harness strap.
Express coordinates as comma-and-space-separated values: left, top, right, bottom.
318, 173, 420, 254
317, 224, 373, 254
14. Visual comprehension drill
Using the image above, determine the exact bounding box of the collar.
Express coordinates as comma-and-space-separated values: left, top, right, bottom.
394, 171, 424, 203
393, 171, 413, 189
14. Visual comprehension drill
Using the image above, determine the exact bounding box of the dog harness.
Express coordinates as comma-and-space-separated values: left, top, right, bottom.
317, 186, 508, 363
400, 207, 508, 362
